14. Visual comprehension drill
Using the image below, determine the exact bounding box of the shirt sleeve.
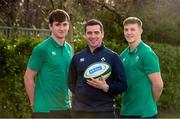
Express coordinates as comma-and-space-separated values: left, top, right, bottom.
68, 57, 78, 94
141, 50, 160, 75
108, 53, 127, 95
27, 46, 44, 71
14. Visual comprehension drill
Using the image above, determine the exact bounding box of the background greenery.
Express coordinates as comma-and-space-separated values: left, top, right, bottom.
0, 0, 180, 118
0, 36, 180, 117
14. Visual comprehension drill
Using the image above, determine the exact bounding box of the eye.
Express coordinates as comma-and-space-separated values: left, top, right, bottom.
94, 31, 100, 35
131, 28, 135, 31
86, 31, 92, 35
63, 23, 68, 27
124, 28, 128, 32
54, 22, 60, 26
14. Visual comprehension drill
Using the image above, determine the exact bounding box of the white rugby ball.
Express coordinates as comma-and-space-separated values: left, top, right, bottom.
84, 62, 111, 80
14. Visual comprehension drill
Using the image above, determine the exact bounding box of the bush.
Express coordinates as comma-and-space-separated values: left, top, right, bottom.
0, 36, 43, 117
0, 36, 180, 117
149, 42, 180, 113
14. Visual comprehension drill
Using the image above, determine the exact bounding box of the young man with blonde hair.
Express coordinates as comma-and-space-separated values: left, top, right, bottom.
120, 17, 164, 118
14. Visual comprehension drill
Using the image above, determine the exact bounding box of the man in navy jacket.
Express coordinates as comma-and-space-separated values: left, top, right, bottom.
68, 19, 127, 118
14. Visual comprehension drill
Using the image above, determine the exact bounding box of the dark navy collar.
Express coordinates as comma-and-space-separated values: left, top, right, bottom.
86, 43, 104, 54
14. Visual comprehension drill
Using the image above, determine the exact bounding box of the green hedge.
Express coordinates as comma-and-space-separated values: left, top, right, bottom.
0, 36, 43, 117
0, 36, 180, 117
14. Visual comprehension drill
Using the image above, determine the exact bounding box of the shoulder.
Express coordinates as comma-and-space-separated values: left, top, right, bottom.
32, 38, 51, 56
104, 47, 118, 56
103, 47, 121, 60
74, 48, 87, 56
140, 43, 157, 58
34, 38, 50, 50
65, 41, 72, 49
138, 43, 159, 64
120, 47, 129, 56
72, 48, 86, 61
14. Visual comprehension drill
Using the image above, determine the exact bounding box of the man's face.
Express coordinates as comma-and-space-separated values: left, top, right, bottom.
85, 25, 104, 51
49, 20, 69, 40
124, 23, 142, 44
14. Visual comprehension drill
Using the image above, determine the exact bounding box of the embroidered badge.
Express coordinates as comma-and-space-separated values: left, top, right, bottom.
80, 58, 85, 62
52, 51, 56, 55
101, 57, 106, 62
136, 56, 139, 62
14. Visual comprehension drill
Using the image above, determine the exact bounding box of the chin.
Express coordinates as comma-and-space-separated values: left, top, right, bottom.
126, 39, 134, 43
58, 36, 65, 39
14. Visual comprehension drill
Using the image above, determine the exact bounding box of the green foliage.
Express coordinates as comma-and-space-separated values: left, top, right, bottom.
96, 9, 124, 44
0, 36, 43, 117
0, 35, 180, 117
148, 42, 180, 112
128, 1, 180, 45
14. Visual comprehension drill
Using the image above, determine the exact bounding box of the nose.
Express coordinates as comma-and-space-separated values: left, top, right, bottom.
59, 25, 63, 30
90, 33, 97, 38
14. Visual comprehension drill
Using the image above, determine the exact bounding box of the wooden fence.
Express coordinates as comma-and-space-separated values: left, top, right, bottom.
0, 26, 51, 39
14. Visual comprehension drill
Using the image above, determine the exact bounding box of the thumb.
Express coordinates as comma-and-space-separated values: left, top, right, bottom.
99, 76, 105, 81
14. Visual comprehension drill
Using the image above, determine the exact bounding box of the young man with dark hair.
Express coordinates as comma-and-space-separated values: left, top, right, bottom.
68, 19, 127, 118
120, 17, 164, 118
24, 9, 72, 118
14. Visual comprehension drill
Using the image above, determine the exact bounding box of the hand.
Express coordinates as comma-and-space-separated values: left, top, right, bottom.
30, 103, 34, 111
87, 77, 109, 92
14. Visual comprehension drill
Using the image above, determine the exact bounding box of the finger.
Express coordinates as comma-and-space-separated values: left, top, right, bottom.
99, 77, 105, 81
87, 81, 97, 88
88, 79, 98, 84
87, 80, 97, 85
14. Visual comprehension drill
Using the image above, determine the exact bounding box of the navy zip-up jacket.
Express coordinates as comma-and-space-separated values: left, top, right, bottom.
68, 44, 127, 112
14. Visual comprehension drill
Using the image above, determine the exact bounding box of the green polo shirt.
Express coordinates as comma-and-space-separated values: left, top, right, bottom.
120, 41, 160, 117
27, 36, 72, 112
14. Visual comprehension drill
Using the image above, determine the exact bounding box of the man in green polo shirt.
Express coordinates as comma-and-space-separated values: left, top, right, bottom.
120, 17, 164, 118
24, 9, 72, 118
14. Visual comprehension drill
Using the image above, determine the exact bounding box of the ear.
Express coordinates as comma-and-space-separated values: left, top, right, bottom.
49, 24, 52, 30
102, 31, 104, 39
140, 27, 143, 34
141, 28, 143, 34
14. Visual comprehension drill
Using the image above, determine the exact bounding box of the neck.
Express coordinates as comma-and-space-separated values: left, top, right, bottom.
89, 44, 102, 53
52, 34, 64, 46
129, 39, 141, 51
89, 47, 96, 53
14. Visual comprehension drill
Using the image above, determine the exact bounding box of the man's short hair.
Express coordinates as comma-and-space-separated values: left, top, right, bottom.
84, 19, 104, 32
123, 17, 143, 27
49, 9, 70, 25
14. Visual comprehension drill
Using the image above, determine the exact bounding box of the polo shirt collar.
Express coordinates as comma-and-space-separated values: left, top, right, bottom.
49, 36, 67, 48
128, 41, 144, 54
86, 43, 104, 53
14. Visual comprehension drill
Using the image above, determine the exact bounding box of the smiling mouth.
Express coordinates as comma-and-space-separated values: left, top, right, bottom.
90, 40, 97, 43
58, 32, 64, 34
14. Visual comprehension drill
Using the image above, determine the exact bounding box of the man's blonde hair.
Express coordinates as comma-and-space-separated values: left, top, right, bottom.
123, 17, 143, 27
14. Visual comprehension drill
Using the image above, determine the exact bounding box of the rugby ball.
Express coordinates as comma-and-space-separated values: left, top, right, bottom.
84, 62, 111, 80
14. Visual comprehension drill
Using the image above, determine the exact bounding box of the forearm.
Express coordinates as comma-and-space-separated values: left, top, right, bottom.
110, 55, 127, 95
24, 77, 35, 106
68, 72, 76, 94
148, 72, 164, 101
68, 61, 77, 94
108, 81, 127, 95
152, 85, 163, 101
